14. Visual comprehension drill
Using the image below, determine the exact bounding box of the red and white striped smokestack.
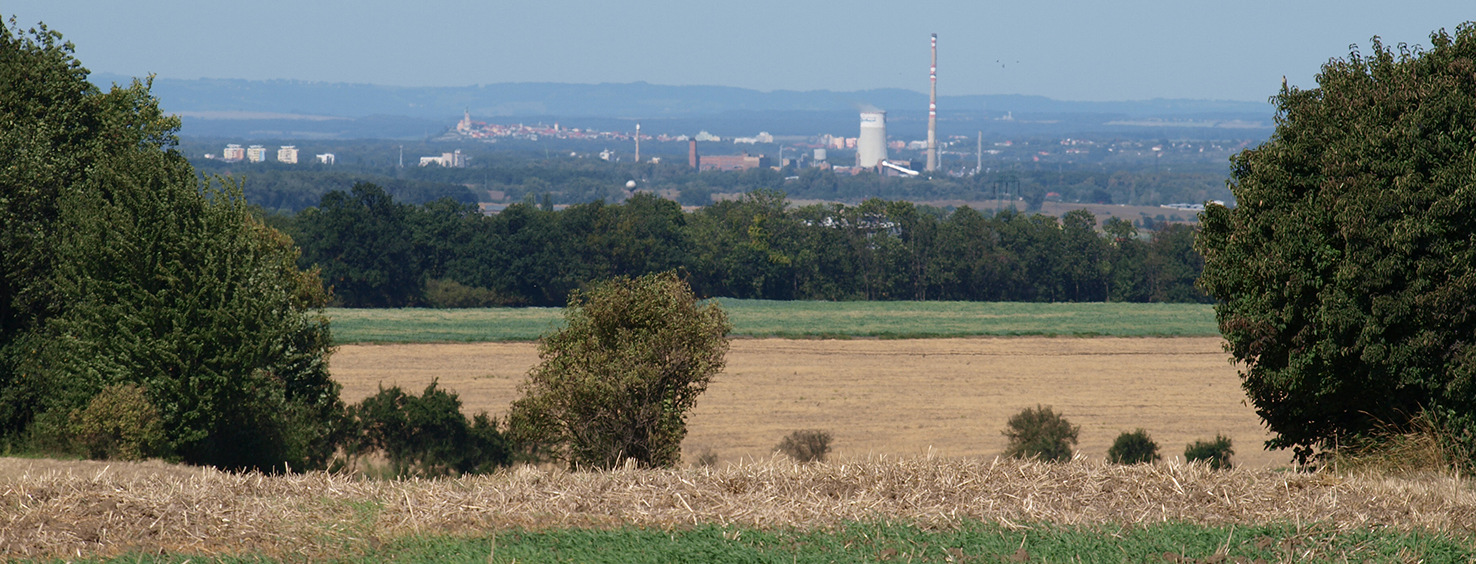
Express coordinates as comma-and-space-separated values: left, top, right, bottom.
926, 33, 938, 173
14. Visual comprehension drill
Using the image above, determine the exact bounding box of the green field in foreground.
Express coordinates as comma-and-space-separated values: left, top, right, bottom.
327, 301, 1219, 344
79, 521, 1473, 563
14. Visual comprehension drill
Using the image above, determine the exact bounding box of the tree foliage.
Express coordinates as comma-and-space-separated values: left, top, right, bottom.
1184, 435, 1234, 470
1107, 429, 1161, 465
294, 182, 423, 307
347, 381, 510, 478
1002, 405, 1079, 462
1197, 23, 1476, 463
506, 271, 730, 469
0, 20, 341, 471
285, 188, 1209, 308
69, 383, 165, 461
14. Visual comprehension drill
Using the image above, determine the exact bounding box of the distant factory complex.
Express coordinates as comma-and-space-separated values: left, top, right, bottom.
205, 34, 951, 177
445, 33, 947, 176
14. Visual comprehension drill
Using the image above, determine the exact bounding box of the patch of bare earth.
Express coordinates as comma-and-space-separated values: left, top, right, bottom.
2, 456, 1473, 560
332, 337, 1280, 467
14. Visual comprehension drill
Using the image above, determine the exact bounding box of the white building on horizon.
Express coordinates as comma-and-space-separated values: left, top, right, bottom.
222, 144, 244, 162
277, 145, 298, 164
246, 145, 268, 163
419, 149, 467, 167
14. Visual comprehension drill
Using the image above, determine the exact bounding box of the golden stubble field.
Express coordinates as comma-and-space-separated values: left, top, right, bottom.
332, 337, 1281, 468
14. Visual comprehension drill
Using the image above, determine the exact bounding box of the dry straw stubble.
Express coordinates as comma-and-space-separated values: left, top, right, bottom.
2, 455, 1474, 560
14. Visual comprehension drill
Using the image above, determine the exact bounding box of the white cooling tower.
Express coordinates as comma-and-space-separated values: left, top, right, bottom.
857, 110, 887, 168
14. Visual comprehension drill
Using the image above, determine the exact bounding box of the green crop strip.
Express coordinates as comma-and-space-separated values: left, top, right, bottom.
328, 301, 1219, 344
67, 521, 1474, 563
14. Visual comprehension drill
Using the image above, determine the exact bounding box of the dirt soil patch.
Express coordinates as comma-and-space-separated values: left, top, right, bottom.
332, 337, 1281, 467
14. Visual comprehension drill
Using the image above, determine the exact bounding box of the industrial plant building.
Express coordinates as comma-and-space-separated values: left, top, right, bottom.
697, 152, 772, 172
856, 110, 888, 168
419, 149, 468, 167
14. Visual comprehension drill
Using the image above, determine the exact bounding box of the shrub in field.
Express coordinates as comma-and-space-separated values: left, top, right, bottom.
776, 430, 833, 463
507, 272, 730, 470
1002, 405, 1078, 462
1185, 435, 1234, 470
69, 383, 164, 461
423, 278, 512, 308
1107, 429, 1161, 465
348, 381, 510, 478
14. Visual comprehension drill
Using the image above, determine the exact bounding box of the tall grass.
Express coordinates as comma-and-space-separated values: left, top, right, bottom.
328, 301, 1218, 344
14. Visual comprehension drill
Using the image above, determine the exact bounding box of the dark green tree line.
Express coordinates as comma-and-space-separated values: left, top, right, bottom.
285, 185, 1209, 308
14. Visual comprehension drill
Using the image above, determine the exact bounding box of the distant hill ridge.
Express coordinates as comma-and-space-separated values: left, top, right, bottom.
93, 73, 1272, 122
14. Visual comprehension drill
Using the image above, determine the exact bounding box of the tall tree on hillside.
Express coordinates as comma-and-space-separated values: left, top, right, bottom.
0, 19, 341, 470
296, 183, 422, 307
1197, 24, 1476, 465
1103, 217, 1150, 302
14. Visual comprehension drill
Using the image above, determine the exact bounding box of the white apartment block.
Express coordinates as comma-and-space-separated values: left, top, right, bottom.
246, 145, 268, 163
277, 145, 299, 164
222, 144, 245, 162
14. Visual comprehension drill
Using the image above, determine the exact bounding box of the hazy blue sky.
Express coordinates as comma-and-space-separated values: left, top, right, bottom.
9, 1, 1473, 102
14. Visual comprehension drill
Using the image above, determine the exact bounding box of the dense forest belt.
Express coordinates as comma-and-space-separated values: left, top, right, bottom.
3, 455, 1471, 560
282, 186, 1210, 308
331, 336, 1277, 468
326, 301, 1219, 343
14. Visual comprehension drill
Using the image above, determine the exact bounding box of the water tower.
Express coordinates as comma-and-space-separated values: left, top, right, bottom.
857, 110, 887, 168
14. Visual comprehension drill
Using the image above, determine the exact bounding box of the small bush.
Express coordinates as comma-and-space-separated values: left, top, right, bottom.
1107, 429, 1161, 464
347, 380, 511, 478
1185, 434, 1234, 470
424, 278, 518, 308
1003, 405, 1078, 462
69, 383, 165, 461
777, 430, 832, 463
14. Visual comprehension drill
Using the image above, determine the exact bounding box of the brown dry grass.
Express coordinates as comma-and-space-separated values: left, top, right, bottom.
2, 455, 1473, 560
333, 337, 1280, 467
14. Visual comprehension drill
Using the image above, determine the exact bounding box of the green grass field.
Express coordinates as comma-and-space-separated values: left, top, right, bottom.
328, 301, 1219, 344
76, 521, 1473, 563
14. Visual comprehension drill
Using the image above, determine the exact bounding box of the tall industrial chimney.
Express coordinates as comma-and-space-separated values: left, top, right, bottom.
635, 122, 641, 163
926, 33, 938, 173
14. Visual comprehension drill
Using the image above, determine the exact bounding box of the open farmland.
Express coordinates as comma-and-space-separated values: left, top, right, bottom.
333, 336, 1281, 468
326, 301, 1218, 343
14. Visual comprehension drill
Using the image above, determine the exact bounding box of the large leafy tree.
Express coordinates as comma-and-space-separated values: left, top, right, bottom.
295, 183, 422, 307
0, 20, 341, 471
1197, 24, 1476, 463
507, 271, 730, 469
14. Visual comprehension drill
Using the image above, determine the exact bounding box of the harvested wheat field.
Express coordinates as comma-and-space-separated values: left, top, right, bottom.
2, 455, 1473, 559
333, 337, 1282, 468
